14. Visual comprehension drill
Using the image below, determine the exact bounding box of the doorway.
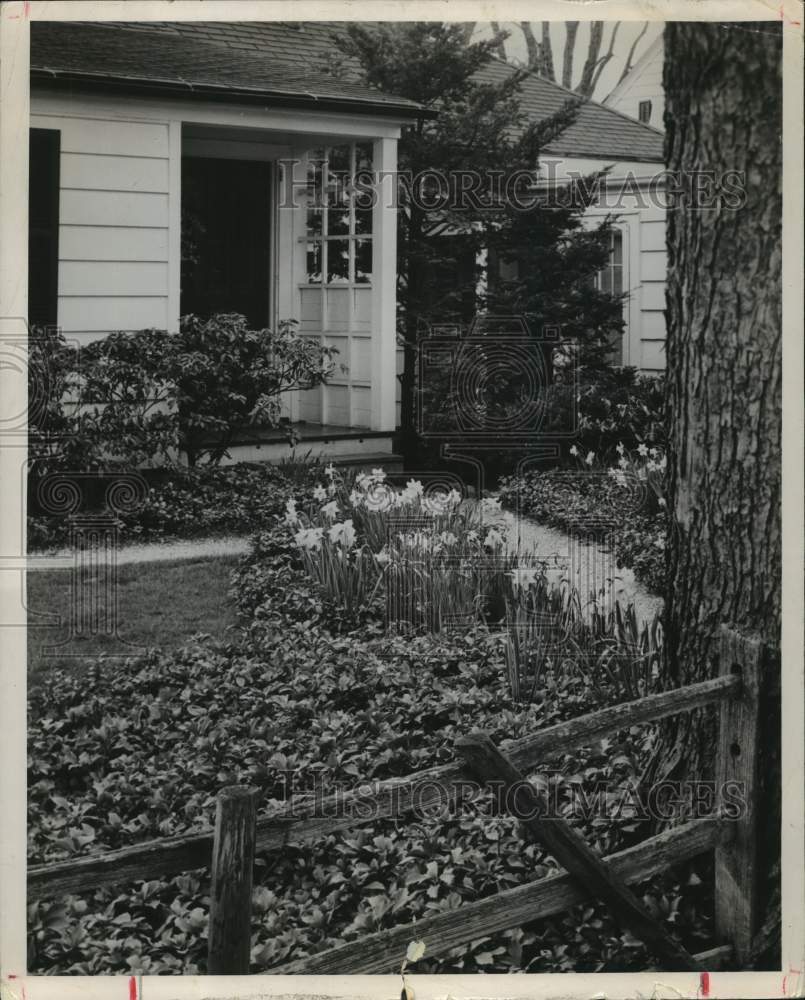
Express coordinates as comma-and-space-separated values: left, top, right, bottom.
180, 157, 272, 329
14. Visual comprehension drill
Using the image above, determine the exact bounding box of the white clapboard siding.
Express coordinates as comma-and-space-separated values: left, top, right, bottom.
641, 282, 666, 311
640, 310, 667, 341
641, 219, 666, 252
60, 153, 169, 193
59, 226, 169, 262
641, 340, 666, 370
60, 190, 168, 229
59, 261, 169, 297
32, 104, 172, 338
51, 116, 169, 158
58, 296, 168, 332
640, 250, 667, 282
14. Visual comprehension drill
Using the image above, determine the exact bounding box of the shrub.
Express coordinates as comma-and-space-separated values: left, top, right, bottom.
542, 367, 665, 464
174, 314, 337, 466
28, 314, 338, 474
76, 328, 179, 468
28, 326, 96, 477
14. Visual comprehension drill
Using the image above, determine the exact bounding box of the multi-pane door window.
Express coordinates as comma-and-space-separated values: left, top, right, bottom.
305, 143, 373, 285
297, 141, 376, 427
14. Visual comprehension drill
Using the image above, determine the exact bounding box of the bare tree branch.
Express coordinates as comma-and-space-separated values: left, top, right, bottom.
577, 21, 605, 97
541, 22, 556, 81
590, 21, 621, 94
519, 21, 539, 69
489, 21, 507, 60
616, 21, 650, 87
563, 21, 580, 89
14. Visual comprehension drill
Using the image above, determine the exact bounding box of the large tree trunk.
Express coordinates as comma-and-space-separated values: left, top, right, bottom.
655, 21, 782, 963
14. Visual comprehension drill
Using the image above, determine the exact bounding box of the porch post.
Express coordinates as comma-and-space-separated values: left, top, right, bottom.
0, 1, 30, 976
371, 136, 398, 432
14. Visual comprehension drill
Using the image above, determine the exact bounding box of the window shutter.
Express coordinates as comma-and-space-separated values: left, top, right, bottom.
28, 128, 61, 328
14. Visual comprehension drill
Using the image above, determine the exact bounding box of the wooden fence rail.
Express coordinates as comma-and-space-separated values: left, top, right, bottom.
28, 628, 765, 976
28, 672, 740, 897
279, 817, 729, 974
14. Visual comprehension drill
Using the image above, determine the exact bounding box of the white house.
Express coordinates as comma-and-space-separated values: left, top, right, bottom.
29, 20, 420, 463
603, 34, 665, 132
29, 21, 668, 464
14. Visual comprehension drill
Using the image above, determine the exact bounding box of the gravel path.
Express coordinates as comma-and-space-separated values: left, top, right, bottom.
27, 534, 252, 571
27, 506, 662, 626
487, 507, 663, 627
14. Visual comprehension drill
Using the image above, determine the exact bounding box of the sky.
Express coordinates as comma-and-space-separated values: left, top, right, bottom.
473, 21, 664, 103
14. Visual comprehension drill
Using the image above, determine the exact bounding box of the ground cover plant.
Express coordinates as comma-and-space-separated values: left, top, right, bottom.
27, 460, 320, 553
28, 587, 709, 975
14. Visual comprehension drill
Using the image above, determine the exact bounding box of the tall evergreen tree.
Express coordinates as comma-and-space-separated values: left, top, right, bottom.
332, 23, 625, 455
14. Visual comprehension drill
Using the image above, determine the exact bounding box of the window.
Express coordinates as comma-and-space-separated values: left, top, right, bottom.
28, 129, 61, 327
638, 100, 653, 124
596, 229, 626, 363
304, 143, 373, 285
596, 229, 624, 297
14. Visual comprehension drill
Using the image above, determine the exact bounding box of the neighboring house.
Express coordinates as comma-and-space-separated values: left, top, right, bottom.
463, 59, 668, 373
28, 21, 667, 465
603, 35, 665, 132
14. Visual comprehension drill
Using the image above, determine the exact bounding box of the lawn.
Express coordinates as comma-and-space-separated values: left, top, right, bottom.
27, 555, 240, 680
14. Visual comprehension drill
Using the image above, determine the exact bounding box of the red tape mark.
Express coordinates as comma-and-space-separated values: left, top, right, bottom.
700, 971, 710, 997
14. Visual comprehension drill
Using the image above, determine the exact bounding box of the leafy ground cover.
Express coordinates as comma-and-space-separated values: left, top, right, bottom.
28, 475, 711, 975
28, 460, 318, 553
28, 599, 711, 975
27, 556, 240, 681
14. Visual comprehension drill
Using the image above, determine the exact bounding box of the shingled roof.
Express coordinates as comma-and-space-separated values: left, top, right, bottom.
476, 59, 664, 162
29, 22, 424, 117
30, 21, 664, 161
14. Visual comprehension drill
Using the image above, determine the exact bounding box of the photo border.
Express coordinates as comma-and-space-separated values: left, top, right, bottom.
1, 3, 802, 998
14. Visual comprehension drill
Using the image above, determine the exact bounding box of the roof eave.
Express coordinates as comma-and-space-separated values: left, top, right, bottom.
30, 67, 434, 120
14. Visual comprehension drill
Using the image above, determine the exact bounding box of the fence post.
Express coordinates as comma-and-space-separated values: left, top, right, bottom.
208, 785, 258, 975
714, 626, 764, 964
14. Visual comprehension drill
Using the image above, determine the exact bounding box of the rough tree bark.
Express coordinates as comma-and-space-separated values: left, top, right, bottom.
656, 21, 782, 964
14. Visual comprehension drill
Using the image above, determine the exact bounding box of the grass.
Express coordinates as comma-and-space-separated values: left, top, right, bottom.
27, 555, 240, 681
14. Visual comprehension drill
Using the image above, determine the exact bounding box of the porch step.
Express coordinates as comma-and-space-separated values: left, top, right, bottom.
327, 452, 404, 474
220, 434, 399, 468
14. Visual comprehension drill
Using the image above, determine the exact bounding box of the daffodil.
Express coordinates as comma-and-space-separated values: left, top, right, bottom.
320, 500, 339, 520
284, 498, 300, 526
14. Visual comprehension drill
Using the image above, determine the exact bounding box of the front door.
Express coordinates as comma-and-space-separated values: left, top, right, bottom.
181, 157, 271, 329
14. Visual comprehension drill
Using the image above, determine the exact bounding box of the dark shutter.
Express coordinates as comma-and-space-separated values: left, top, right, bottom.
28, 128, 60, 327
